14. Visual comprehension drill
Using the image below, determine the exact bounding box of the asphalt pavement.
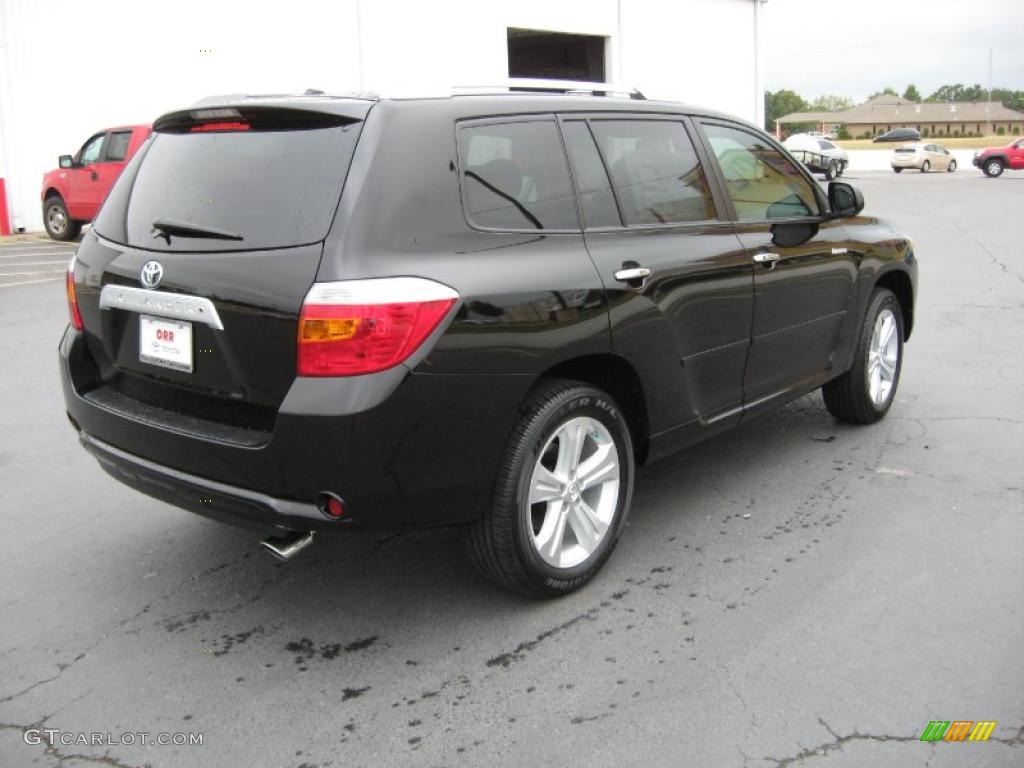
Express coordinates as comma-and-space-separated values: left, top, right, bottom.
1, 172, 1021, 767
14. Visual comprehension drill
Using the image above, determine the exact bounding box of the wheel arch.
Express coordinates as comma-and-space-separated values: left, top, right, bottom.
875, 269, 914, 341
43, 187, 64, 203
538, 354, 650, 464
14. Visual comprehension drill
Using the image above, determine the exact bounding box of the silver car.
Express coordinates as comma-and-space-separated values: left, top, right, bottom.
891, 142, 957, 173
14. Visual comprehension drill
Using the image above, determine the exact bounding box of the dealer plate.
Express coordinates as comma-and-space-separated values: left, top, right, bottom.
139, 314, 193, 373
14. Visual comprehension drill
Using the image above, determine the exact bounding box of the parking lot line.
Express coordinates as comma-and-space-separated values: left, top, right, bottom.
0, 276, 64, 288
0, 259, 71, 267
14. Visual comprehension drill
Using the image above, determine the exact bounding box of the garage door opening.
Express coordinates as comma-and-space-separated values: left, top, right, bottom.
507, 28, 606, 83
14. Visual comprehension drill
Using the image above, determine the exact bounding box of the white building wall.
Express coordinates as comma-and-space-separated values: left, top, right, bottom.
0, 0, 760, 233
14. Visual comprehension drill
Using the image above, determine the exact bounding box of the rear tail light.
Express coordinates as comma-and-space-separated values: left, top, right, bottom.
66, 257, 84, 331
297, 277, 458, 377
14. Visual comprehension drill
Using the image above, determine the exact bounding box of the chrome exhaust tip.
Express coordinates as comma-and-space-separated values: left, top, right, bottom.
261, 530, 315, 561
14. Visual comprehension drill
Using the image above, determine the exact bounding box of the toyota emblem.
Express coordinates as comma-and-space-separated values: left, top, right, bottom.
140, 261, 164, 289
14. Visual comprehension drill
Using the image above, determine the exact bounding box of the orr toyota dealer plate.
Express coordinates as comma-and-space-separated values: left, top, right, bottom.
139, 314, 193, 373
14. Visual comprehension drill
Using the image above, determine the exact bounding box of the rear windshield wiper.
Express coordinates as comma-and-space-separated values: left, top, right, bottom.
151, 218, 243, 244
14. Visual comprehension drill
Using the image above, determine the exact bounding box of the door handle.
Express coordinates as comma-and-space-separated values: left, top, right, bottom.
752, 251, 780, 265
90, 170, 99, 181
613, 267, 651, 282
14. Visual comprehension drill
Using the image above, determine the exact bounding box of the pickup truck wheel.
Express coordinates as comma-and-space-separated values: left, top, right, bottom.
824, 161, 838, 181
43, 197, 81, 241
837, 162, 845, 177
822, 288, 903, 425
920, 160, 930, 173
984, 158, 1005, 177
468, 379, 634, 596
947, 159, 957, 172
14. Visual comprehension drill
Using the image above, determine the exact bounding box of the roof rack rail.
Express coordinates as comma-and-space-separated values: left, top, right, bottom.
453, 79, 645, 100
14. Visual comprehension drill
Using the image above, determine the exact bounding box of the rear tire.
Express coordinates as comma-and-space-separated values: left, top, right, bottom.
43, 196, 81, 241
822, 288, 904, 425
984, 158, 1004, 177
468, 379, 635, 597
921, 160, 930, 173
893, 167, 903, 173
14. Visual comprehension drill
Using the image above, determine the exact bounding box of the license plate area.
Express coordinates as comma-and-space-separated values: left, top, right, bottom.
139, 314, 193, 373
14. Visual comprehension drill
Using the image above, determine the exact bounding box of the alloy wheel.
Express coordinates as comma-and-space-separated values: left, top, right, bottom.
867, 308, 899, 407
527, 416, 620, 568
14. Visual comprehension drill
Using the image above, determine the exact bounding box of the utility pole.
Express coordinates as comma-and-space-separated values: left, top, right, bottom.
987, 47, 993, 136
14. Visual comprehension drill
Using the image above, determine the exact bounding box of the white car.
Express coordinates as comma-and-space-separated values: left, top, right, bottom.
891, 142, 957, 173
783, 133, 849, 179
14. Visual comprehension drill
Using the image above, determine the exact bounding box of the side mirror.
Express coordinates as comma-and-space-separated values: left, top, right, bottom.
59, 155, 75, 169
828, 181, 864, 218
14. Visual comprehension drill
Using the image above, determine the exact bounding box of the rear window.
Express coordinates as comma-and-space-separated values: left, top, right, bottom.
95, 110, 362, 251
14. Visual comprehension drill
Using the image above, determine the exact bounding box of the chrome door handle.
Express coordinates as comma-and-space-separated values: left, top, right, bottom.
614, 267, 651, 282
752, 251, 780, 264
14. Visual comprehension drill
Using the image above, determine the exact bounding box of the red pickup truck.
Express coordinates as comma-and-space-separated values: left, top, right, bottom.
973, 137, 1024, 177
41, 125, 151, 240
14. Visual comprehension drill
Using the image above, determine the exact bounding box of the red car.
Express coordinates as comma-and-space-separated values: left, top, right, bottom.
973, 137, 1024, 177
41, 125, 151, 240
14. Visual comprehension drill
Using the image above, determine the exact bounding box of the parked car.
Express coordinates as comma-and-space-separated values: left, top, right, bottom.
60, 86, 917, 596
972, 137, 1024, 177
784, 133, 849, 179
41, 125, 151, 240
873, 127, 920, 144
891, 142, 957, 173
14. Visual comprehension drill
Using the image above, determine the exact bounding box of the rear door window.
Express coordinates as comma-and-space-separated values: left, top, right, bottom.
104, 131, 133, 162
701, 122, 820, 221
458, 119, 578, 231
588, 119, 716, 225
94, 110, 363, 252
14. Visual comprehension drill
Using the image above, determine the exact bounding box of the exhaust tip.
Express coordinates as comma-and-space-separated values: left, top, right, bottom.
261, 530, 315, 561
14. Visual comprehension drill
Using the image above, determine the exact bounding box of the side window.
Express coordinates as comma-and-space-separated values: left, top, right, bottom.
702, 123, 819, 221
561, 121, 621, 228
589, 120, 716, 225
78, 133, 106, 165
458, 120, 577, 230
105, 131, 132, 162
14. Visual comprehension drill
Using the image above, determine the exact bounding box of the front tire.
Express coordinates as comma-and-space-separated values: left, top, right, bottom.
947, 159, 957, 172
822, 288, 904, 424
43, 196, 81, 241
824, 161, 838, 181
921, 160, 930, 173
893, 167, 903, 173
468, 379, 635, 596
984, 158, 1004, 177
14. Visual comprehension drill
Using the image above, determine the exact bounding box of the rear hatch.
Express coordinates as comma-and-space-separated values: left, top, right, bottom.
74, 103, 368, 438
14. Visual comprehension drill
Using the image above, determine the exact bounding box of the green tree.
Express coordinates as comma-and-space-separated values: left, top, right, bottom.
810, 94, 853, 112
764, 89, 809, 131
902, 84, 921, 102
927, 83, 987, 103
867, 87, 899, 100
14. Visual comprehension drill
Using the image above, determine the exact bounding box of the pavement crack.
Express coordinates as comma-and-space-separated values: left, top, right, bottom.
765, 717, 919, 767
0, 652, 86, 704
951, 218, 1024, 286
1, 720, 149, 767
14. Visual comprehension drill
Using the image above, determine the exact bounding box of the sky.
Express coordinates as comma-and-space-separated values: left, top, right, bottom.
764, 0, 1024, 102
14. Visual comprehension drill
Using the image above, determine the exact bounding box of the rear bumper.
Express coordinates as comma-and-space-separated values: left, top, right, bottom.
61, 327, 532, 533
79, 432, 326, 535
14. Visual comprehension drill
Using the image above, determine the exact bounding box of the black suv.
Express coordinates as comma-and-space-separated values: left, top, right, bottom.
61, 86, 917, 596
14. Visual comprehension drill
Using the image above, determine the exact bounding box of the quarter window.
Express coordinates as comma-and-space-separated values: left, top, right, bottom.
459, 120, 577, 230
702, 123, 820, 221
589, 120, 716, 225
